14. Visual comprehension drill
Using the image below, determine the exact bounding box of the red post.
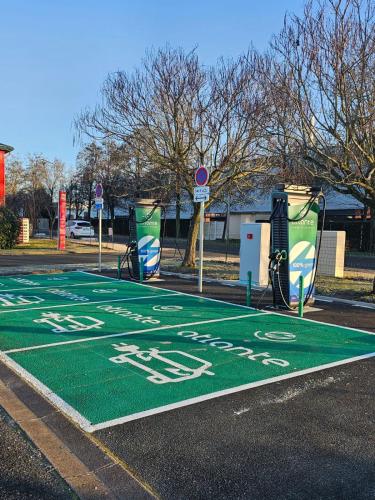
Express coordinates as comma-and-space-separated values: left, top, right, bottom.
0, 150, 5, 207
58, 191, 66, 250
0, 144, 14, 207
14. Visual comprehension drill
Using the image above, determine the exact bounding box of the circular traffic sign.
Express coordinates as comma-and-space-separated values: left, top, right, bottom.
95, 183, 103, 197
195, 166, 209, 187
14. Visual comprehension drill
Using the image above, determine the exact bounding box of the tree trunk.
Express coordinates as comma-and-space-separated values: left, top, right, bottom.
110, 204, 115, 240
68, 193, 72, 219
87, 181, 93, 220
175, 191, 181, 239
31, 194, 37, 235
49, 194, 54, 239
182, 203, 201, 267
370, 207, 375, 253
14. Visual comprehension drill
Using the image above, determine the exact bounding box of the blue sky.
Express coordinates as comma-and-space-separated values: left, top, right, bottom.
0, 0, 304, 169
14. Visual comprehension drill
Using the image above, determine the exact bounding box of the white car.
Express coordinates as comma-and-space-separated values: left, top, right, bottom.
66, 220, 95, 239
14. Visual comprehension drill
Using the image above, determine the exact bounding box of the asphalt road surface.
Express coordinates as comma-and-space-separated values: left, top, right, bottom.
0, 407, 75, 499
0, 252, 119, 268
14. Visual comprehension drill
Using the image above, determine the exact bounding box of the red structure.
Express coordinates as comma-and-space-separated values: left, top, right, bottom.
0, 143, 14, 206
58, 190, 66, 250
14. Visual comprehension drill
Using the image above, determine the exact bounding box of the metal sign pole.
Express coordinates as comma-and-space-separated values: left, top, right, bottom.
95, 182, 104, 273
194, 165, 209, 294
198, 201, 204, 293
98, 208, 102, 272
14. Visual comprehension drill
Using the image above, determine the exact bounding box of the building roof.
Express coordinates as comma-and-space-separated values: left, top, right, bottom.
0, 143, 14, 153
209, 189, 364, 214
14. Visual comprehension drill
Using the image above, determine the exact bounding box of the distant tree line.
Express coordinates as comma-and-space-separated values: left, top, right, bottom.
74, 0, 375, 259
7, 0, 374, 257
6, 154, 65, 237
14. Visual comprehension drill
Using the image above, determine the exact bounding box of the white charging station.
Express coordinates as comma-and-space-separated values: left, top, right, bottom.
239, 223, 270, 286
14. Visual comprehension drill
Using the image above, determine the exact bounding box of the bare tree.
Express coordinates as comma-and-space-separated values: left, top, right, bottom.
5, 156, 27, 215
65, 173, 86, 220
41, 158, 65, 237
5, 156, 25, 196
24, 155, 48, 234
75, 47, 271, 266
264, 0, 375, 247
98, 140, 130, 228
21, 155, 65, 235
76, 142, 102, 220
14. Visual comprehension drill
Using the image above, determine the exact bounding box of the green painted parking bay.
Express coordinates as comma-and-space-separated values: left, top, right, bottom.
0, 289, 260, 351
0, 271, 109, 291
0, 271, 374, 432
0, 279, 176, 313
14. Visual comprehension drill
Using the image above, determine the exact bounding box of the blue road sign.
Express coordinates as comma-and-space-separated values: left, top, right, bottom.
195, 166, 209, 187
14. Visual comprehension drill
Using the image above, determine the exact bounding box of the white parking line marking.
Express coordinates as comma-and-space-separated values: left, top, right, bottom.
0, 281, 118, 293
3, 350, 371, 433
4, 313, 266, 354
0, 292, 178, 314
87, 351, 375, 432
79, 271, 374, 335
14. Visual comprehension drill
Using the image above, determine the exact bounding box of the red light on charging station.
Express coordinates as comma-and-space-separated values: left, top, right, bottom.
247, 233, 253, 240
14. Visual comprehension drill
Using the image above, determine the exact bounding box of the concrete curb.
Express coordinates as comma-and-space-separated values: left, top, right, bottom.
0, 362, 156, 499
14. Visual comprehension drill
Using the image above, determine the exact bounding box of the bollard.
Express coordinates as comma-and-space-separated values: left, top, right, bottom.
139, 257, 145, 283
298, 275, 304, 318
117, 255, 121, 280
246, 271, 252, 307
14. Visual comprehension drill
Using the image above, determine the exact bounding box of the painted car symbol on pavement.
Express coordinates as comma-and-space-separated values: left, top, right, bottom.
110, 342, 214, 384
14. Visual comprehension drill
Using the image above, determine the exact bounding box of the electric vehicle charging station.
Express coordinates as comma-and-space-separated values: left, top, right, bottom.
269, 184, 325, 310
125, 198, 162, 281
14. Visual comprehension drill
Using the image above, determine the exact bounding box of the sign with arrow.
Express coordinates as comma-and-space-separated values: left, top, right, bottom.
194, 186, 210, 203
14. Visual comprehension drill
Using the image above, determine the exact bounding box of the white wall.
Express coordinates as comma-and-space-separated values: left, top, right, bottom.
237, 226, 345, 280
240, 223, 271, 286
316, 231, 346, 278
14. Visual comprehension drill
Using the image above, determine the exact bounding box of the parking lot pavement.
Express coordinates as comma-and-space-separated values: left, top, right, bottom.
0, 271, 373, 499
0, 406, 74, 500
96, 357, 374, 499
88, 272, 374, 499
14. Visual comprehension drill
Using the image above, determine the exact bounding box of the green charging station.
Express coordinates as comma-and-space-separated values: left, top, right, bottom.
128, 198, 162, 281
270, 184, 324, 309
